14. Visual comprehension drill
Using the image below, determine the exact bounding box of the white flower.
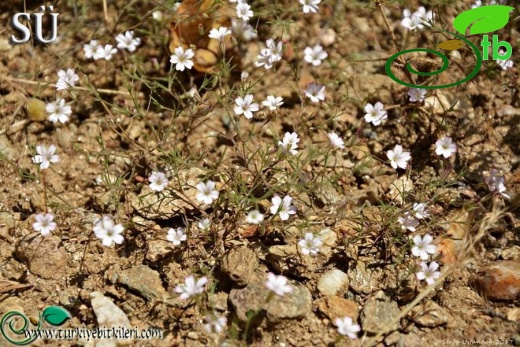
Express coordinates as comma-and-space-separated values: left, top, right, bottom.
93, 215, 125, 247
497, 58, 514, 70
175, 275, 208, 300
167, 227, 187, 246
197, 218, 211, 230
148, 171, 168, 192
412, 203, 429, 220
170, 46, 195, 71
265, 273, 292, 296
234, 94, 260, 119
300, 0, 321, 14
387, 144, 411, 169
398, 212, 419, 232
231, 19, 257, 41
335, 316, 361, 339
33, 213, 57, 236
364, 102, 387, 126
484, 169, 510, 199
496, 49, 514, 70
203, 313, 227, 334
236, 2, 253, 21
46, 98, 72, 124
298, 232, 323, 256
152, 11, 163, 21
115, 30, 141, 52
278, 132, 300, 155
471, 0, 483, 8
262, 95, 283, 111
255, 39, 283, 70
32, 144, 59, 170
95, 44, 117, 61
246, 209, 264, 224
416, 261, 441, 285
472, 0, 504, 9
304, 45, 327, 66
83, 40, 101, 59
209, 26, 232, 41
270, 195, 297, 221
401, 7, 434, 31
327, 132, 345, 149
408, 88, 427, 102
411, 234, 437, 260
196, 180, 220, 204
240, 71, 249, 82
305, 82, 325, 103
56, 68, 79, 91
435, 136, 457, 158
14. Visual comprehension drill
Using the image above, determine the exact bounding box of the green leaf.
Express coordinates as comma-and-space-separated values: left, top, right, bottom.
42, 306, 71, 326
453, 5, 514, 35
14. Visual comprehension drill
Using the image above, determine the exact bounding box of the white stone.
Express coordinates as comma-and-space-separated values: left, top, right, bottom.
317, 269, 349, 296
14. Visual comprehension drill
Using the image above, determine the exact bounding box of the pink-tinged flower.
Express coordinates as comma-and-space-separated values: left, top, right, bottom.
416, 261, 441, 285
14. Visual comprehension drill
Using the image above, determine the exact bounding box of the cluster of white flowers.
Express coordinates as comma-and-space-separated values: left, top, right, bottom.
234, 94, 285, 118
255, 38, 283, 70
49, 68, 80, 123
472, 0, 507, 9
83, 31, 140, 61
401, 7, 434, 31
398, 202, 429, 232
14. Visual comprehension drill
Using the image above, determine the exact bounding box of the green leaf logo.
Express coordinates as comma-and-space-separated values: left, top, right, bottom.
42, 306, 71, 326
453, 5, 514, 35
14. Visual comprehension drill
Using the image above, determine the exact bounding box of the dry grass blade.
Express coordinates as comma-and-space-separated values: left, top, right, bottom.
0, 280, 33, 294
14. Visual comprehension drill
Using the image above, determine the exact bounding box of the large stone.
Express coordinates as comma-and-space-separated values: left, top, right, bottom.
469, 260, 520, 301
15, 235, 69, 280
317, 269, 349, 296
89, 291, 132, 347
360, 292, 400, 333
221, 247, 258, 286
409, 301, 448, 327
229, 274, 312, 322
348, 261, 384, 294
317, 296, 358, 321
117, 265, 168, 301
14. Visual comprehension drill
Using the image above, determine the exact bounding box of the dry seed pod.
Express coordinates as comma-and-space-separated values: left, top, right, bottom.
26, 98, 47, 122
